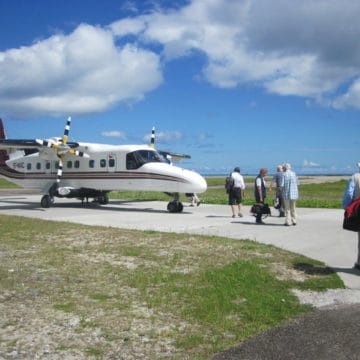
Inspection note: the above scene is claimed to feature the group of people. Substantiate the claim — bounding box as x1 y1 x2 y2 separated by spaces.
227 163 360 270
228 163 299 225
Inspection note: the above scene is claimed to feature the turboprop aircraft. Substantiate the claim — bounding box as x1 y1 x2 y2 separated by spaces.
0 117 207 212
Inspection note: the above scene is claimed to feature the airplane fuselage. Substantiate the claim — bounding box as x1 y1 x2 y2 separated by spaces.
0 143 207 195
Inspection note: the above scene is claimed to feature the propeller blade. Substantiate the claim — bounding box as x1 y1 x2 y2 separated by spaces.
68 149 90 158
150 127 155 148
36 139 55 148
62 116 71 145
56 156 63 185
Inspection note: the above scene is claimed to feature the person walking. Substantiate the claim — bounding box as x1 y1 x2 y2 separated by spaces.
281 163 299 226
270 164 285 217
229 167 246 218
254 168 268 224
342 166 360 270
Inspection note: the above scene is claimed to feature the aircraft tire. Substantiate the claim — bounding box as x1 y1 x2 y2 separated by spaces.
167 201 183 213
41 195 52 208
177 202 183 213
98 194 109 205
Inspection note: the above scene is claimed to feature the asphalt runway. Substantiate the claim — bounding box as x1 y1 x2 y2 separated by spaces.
0 193 359 290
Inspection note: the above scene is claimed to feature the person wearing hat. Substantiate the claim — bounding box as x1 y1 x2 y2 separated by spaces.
229 167 246 218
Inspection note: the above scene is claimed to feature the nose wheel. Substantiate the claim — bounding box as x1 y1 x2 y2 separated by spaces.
167 200 184 213
41 194 54 208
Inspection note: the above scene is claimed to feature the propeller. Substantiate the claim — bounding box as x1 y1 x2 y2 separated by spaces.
150 126 155 149
36 117 89 187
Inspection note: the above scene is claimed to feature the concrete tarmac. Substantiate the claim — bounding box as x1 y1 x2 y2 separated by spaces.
0 194 359 289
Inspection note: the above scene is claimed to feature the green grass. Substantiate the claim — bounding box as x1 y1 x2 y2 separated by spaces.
110 177 347 208
0 215 344 359
0 178 20 188
0 175 346 208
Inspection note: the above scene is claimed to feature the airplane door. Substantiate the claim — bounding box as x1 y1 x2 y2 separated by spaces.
108 154 116 172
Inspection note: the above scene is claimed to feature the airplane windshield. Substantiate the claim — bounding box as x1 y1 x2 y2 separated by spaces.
126 150 164 170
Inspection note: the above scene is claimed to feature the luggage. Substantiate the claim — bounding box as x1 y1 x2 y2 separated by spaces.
343 197 360 232
250 203 271 217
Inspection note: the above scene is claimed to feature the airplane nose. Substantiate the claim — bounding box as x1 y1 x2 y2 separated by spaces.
186 170 207 193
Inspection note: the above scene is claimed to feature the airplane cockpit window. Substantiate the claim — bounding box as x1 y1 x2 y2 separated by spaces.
126 150 163 170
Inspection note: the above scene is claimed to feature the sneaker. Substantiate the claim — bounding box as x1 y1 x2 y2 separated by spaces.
238 212 243 217
232 215 236 218
197 201 201 207
284 223 291 226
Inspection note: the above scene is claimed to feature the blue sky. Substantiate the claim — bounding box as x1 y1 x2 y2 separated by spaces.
0 0 359 175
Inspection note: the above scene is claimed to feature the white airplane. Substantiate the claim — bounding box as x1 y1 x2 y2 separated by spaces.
0 117 207 212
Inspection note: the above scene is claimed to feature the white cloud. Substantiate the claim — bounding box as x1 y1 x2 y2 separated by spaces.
0 24 163 117
3 0 360 117
303 159 320 167
143 130 183 144
101 130 127 140
111 0 360 106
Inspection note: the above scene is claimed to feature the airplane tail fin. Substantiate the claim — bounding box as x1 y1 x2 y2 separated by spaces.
0 118 9 165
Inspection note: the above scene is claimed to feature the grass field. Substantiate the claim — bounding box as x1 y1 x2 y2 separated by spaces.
0 215 343 359
110 177 347 209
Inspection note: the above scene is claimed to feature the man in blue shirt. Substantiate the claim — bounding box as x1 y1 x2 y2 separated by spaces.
281 163 299 226
343 168 360 270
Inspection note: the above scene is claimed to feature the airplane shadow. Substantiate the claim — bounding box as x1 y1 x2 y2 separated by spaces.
0 198 194 215
330 267 360 276
232 220 287 227
0 198 46 212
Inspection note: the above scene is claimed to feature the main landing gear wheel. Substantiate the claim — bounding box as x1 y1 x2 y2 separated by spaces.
98 193 109 205
41 194 54 208
167 201 183 213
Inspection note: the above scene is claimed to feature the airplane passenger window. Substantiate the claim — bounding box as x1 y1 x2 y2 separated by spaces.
74 160 80 169
67 161 73 169
46 162 51 170
109 158 115 167
100 159 106 168
89 160 95 168
36 162 41 170
27 163 32 170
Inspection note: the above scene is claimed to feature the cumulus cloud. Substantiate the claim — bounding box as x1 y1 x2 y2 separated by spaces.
2 0 360 117
111 0 360 107
0 24 162 117
101 130 127 140
143 130 183 144
303 159 320 167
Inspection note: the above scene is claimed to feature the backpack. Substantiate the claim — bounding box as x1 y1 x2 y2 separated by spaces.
225 174 235 194
343 197 360 232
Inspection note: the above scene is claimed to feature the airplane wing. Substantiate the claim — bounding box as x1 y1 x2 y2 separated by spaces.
0 139 80 150
158 150 191 163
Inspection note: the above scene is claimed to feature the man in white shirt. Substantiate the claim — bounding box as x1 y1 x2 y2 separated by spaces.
229 167 246 218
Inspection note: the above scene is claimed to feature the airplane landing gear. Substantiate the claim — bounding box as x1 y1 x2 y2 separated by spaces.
167 193 183 213
41 194 54 208
167 201 183 213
